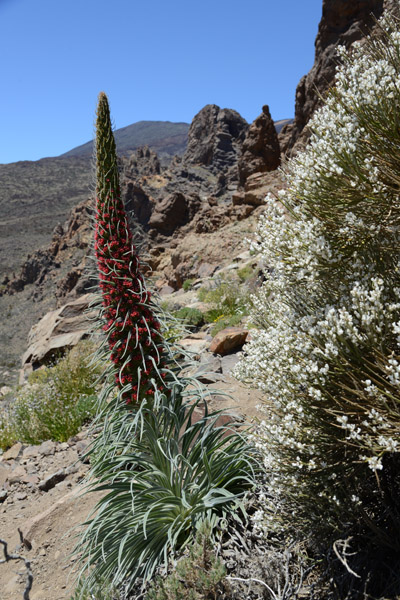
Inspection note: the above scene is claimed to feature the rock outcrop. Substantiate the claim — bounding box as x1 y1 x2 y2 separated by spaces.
21 293 96 373
0 101 278 379
280 0 387 154
232 170 284 208
148 192 201 236
183 104 248 179
123 146 161 178
238 105 280 187
2 198 94 303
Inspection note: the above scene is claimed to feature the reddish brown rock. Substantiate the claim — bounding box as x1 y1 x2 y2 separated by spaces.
209 327 249 356
148 192 189 235
232 171 284 208
238 105 280 187
281 0 388 155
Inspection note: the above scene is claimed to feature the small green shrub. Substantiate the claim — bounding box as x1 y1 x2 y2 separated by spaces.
237 265 254 283
182 279 195 292
71 577 117 600
209 313 243 337
147 520 227 600
198 275 249 333
0 415 16 451
174 307 204 329
0 341 101 449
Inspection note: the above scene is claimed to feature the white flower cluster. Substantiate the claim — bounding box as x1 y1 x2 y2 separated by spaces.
235 7 400 533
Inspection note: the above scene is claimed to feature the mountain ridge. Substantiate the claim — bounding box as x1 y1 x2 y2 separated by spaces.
61 120 190 159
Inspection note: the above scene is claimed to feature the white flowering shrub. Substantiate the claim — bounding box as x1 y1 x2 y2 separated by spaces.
235 8 400 590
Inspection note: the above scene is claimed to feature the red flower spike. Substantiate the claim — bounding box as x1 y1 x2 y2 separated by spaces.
95 92 167 405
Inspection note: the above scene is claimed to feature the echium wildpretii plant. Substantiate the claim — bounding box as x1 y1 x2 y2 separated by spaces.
94 92 167 405
235 5 400 595
75 93 255 597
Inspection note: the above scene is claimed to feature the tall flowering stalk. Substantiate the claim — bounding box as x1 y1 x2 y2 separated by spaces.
76 93 256 596
94 92 166 405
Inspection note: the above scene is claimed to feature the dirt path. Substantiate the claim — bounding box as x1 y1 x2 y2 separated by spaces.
0 365 264 600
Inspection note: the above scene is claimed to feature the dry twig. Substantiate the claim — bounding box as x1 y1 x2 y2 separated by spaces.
0 535 33 600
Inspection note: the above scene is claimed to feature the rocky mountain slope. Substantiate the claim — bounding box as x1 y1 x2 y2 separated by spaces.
0 102 282 382
0 156 92 282
1 2 396 598
0 0 388 383
0 120 189 284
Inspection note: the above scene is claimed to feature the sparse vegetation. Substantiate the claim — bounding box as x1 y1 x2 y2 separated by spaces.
197 275 250 335
174 306 204 329
147 521 227 600
182 278 196 292
236 265 254 283
0 341 100 449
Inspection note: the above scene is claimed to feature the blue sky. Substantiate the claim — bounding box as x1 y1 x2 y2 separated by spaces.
0 0 322 164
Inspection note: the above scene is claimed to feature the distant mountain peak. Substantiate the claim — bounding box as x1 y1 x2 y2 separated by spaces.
61 120 190 159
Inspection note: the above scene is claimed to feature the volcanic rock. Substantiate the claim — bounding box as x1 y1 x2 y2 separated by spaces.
232 170 284 207
209 327 249 356
280 0 388 154
238 105 280 187
22 293 96 369
124 146 161 177
148 192 201 236
1 442 24 462
38 469 67 492
124 181 153 227
183 104 248 178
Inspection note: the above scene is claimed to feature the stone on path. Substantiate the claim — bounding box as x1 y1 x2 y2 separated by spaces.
209 327 248 356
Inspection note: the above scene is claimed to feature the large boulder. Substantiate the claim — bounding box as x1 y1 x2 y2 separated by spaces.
209 327 249 356
22 293 96 370
238 105 280 187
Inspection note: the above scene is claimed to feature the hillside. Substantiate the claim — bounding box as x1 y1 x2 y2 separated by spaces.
0 121 190 284
0 155 92 282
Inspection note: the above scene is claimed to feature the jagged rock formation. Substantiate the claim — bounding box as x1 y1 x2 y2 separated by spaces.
279 0 387 154
232 171 284 208
183 104 248 172
237 105 281 187
0 100 281 381
3 199 94 301
124 146 161 178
